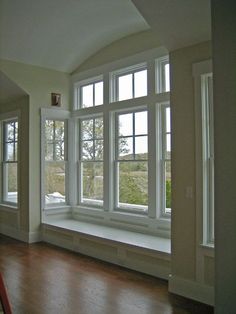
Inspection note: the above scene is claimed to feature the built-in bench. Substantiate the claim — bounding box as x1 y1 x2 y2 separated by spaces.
42 219 171 280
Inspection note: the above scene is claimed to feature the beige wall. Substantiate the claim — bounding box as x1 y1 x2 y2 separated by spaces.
212 1 236 313
73 30 161 74
0 60 70 233
170 41 212 280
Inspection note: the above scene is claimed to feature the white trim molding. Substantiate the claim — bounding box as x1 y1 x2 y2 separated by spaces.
169 275 214 306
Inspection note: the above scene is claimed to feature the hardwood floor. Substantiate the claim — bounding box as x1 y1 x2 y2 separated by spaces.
0 235 213 314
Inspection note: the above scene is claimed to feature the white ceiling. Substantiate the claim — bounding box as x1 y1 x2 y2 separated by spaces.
0 0 211 74
0 0 149 73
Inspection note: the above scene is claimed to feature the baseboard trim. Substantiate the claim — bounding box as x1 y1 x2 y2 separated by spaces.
168 274 214 306
0 224 41 243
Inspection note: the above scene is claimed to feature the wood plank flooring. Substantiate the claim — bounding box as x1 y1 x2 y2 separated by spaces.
0 235 213 314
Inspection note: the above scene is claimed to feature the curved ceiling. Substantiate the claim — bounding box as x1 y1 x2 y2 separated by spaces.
0 0 149 73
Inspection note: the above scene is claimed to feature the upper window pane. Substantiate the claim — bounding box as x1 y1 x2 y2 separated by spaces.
81 81 103 108
3 120 18 162
118 74 132 101
45 120 65 161
135 111 148 135
118 113 133 136
134 70 147 98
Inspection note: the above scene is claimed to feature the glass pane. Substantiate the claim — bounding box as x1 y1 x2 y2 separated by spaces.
118 137 133 160
82 161 103 205
82 140 94 160
134 70 147 98
55 141 65 160
135 111 147 135
81 119 93 140
95 140 103 160
3 163 18 203
118 73 132 101
45 142 53 161
166 134 171 158
165 63 170 92
15 121 18 140
118 113 133 136
82 84 93 108
95 81 103 106
166 107 171 133
5 143 14 161
45 162 65 205
118 161 148 208
94 117 103 139
45 120 54 141
135 136 148 159
165 160 171 212
54 121 65 141
6 122 15 141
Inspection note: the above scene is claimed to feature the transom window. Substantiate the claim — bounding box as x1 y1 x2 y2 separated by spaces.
80 81 103 108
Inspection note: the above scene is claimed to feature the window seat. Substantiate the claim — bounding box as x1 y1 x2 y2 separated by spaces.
43 219 171 255
42 219 171 279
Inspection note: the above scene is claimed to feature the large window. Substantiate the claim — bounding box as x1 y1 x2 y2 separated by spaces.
1 119 18 205
44 119 67 206
79 116 104 206
42 52 171 235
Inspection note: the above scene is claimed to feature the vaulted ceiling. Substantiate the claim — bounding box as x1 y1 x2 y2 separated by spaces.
0 0 211 73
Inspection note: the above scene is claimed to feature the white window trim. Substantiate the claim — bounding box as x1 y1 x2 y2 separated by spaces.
40 108 71 213
156 55 170 94
193 59 214 247
0 110 20 209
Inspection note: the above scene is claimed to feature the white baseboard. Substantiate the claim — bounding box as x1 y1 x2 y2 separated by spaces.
0 223 41 243
168 274 214 306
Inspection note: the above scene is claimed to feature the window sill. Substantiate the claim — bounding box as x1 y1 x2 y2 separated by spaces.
0 204 18 211
43 219 171 255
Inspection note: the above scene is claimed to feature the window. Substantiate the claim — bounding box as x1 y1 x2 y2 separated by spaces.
156 56 170 93
75 78 104 109
44 119 67 206
115 110 148 212
193 60 214 246
1 119 18 205
161 106 171 214
111 64 147 102
79 116 104 206
201 73 214 244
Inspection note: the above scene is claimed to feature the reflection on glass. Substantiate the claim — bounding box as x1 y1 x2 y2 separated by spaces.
118 137 133 159
82 84 93 108
3 163 18 203
95 82 103 106
118 74 132 101
135 136 148 158
45 162 65 204
119 113 133 136
118 161 148 208
82 162 103 204
135 111 147 135
134 70 147 98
